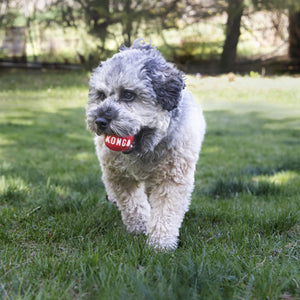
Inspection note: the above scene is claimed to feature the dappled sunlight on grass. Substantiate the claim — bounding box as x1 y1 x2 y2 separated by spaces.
72 151 97 163
0 137 16 147
0 176 29 206
202 146 222 154
254 171 300 186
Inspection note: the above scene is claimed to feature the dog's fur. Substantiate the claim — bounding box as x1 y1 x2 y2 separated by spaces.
86 39 206 250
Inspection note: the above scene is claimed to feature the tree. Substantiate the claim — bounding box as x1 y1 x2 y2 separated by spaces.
252 0 300 61
220 0 244 72
52 0 182 52
288 11 300 61
167 0 244 72
219 0 300 72
0 0 19 28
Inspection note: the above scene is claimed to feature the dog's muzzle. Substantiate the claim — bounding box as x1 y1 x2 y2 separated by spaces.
94 105 119 133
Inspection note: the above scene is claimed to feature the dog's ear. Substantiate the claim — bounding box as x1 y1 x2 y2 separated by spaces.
144 59 185 111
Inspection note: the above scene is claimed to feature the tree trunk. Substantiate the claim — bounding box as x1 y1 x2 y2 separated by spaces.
220 0 244 73
289 10 300 62
123 0 133 46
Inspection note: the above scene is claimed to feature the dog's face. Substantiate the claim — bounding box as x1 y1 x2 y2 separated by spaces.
86 39 185 156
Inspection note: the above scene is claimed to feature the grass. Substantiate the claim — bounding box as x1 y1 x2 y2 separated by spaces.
0 69 299 299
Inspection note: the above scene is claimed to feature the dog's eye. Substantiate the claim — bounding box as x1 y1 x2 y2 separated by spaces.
121 90 135 102
97 90 106 101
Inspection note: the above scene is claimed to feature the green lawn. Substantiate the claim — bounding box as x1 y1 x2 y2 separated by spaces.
0 70 299 299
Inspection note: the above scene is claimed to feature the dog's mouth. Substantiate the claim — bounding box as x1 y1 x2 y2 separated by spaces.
104 127 154 155
103 132 139 154
123 127 155 154
122 137 136 154
104 134 134 152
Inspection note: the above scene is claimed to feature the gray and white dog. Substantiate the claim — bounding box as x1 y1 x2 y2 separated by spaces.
86 38 206 250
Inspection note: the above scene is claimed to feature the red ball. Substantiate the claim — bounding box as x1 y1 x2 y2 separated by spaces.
104 134 134 152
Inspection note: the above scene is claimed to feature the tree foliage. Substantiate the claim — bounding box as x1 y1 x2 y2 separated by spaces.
0 1 19 27
49 0 184 49
252 0 300 10
1 0 300 67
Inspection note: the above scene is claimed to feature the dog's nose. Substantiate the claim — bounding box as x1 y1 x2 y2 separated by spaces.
95 117 109 130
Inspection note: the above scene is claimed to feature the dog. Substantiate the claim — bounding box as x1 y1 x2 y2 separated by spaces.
86 38 206 250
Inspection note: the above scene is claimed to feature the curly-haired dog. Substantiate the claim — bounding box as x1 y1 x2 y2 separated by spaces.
86 39 206 250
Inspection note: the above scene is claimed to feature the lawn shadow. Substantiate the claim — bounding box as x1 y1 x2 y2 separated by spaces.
186 109 300 241
0 106 106 210
1 105 299 233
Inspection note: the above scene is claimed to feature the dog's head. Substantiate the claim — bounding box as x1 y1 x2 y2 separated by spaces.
86 38 185 156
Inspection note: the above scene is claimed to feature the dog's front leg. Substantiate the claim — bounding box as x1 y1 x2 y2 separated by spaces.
102 169 151 235
146 174 194 250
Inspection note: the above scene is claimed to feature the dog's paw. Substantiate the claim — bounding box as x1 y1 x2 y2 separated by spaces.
122 211 148 236
147 233 178 251
127 222 147 236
